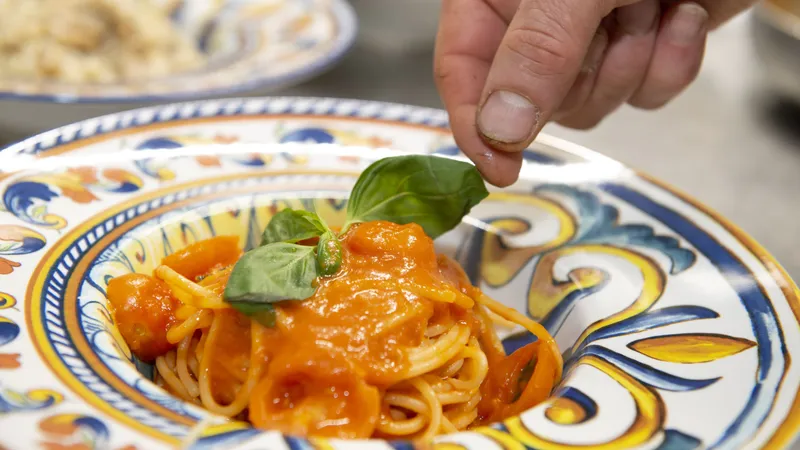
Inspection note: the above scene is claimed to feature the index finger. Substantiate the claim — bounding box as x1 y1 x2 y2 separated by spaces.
434 0 524 187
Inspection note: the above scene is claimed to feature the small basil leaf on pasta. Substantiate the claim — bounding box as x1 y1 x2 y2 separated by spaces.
344 155 489 238
229 302 277 328
316 231 342 276
224 242 318 311
261 209 326 246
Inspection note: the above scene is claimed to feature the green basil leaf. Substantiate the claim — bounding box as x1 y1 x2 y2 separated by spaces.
228 302 276 328
344 155 489 238
224 242 318 310
261 209 326 246
316 231 342 276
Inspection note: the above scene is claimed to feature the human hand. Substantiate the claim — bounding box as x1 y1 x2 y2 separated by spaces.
434 0 756 186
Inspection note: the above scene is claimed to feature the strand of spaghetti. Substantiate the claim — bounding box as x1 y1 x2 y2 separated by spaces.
155 353 193 401
449 391 481 415
477 292 563 381
175 335 200 398
188 339 200 378
410 377 444 442
166 309 213 345
474 304 506 356
155 265 228 309
176 334 200 398
378 414 428 436
176 304 199 321
383 392 429 414
436 389 473 405
425 324 449 338
406 283 474 308
409 325 468 361
195 331 207 363
406 326 471 378
198 317 266 417
449 410 478 429
446 403 479 430
447 341 488 392
377 395 428 437
198 266 232 288
439 359 464 378
487 309 519 329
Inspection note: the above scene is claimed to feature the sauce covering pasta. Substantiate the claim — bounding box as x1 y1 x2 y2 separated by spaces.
107 221 561 440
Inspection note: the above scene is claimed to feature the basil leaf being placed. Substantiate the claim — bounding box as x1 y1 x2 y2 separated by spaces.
344 155 489 238
224 243 318 310
261 209 326 246
316 231 342 276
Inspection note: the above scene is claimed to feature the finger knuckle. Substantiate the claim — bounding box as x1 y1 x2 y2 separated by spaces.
504 12 579 79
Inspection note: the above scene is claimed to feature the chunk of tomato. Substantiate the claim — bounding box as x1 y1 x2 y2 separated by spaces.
106 273 180 362
161 235 241 280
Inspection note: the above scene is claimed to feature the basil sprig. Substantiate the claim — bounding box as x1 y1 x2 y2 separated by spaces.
223 155 489 326
342 155 489 238
260 209 327 245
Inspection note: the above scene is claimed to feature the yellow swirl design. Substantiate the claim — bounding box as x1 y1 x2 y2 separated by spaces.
505 356 663 449
527 249 606 322
564 245 666 353
479 427 527 450
0 292 16 309
432 443 468 450
629 334 756 364
26 388 65 404
544 397 587 425
479 193 576 289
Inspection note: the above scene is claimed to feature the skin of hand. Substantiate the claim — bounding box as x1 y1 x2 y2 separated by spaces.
434 0 757 187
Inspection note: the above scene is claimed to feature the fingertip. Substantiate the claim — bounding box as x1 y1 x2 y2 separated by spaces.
473 148 524 187
451 103 524 187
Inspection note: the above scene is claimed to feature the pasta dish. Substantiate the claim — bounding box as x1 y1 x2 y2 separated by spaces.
105 155 562 440
0 0 205 83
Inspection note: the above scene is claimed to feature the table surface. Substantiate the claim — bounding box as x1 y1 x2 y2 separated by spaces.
280 12 800 286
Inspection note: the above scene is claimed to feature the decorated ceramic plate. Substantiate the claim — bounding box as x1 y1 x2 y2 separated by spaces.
0 97 798 450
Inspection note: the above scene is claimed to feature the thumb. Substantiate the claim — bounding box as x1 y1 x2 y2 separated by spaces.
476 0 617 151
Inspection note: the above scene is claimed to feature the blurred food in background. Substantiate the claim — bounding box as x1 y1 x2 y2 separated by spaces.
0 0 205 83
752 0 800 104
0 0 357 142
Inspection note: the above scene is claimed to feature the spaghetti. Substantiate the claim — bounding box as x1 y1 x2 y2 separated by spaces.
106 220 562 441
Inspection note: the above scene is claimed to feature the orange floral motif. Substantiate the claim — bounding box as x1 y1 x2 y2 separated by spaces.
0 258 20 275
365 136 392 148
195 155 222 167
39 414 136 450
0 354 20 369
